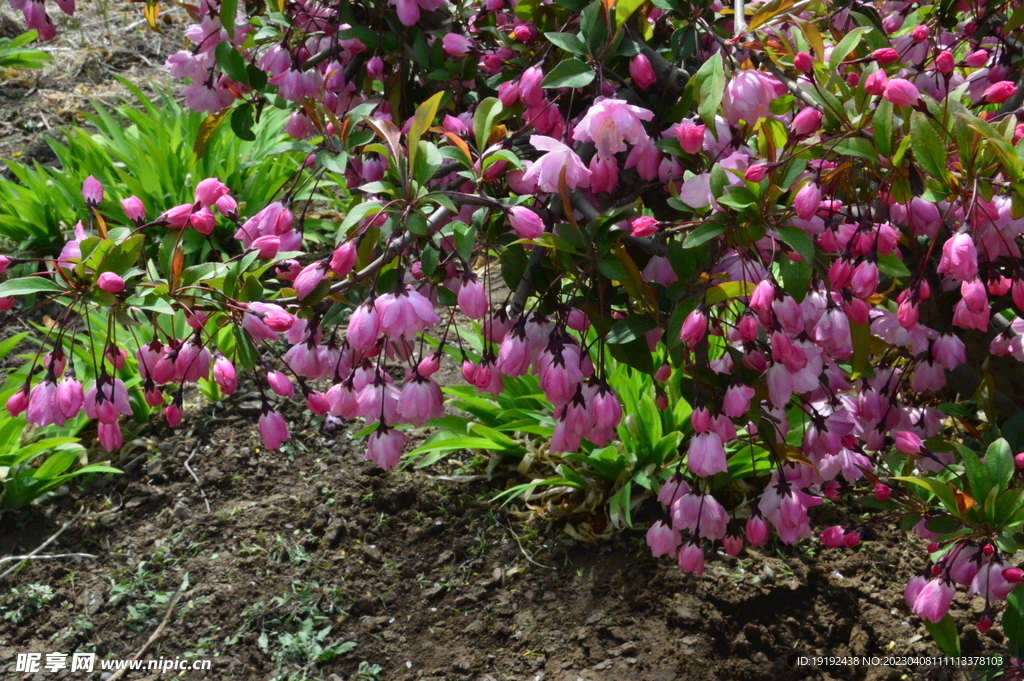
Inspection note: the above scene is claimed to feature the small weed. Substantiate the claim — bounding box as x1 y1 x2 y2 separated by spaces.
349 661 383 681
3 584 57 625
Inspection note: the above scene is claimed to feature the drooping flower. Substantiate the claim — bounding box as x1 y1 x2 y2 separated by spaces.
520 136 592 192
572 97 654 160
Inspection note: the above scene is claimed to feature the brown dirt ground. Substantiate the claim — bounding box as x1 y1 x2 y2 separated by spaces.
0 7 1008 681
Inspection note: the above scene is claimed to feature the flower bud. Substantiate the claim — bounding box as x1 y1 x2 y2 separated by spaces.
121 196 146 224
629 53 657 90
794 51 813 74
97 272 124 294
935 50 954 74
83 175 103 207
871 47 899 64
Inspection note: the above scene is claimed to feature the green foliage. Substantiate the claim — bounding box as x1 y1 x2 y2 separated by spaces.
0 79 299 258
0 31 52 70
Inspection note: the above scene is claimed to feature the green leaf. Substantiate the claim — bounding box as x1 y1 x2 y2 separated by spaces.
984 438 1014 494
893 476 961 518
682 223 724 249
874 97 894 159
0 277 65 297
215 42 248 84
221 0 238 39
911 111 947 181
828 27 871 71
614 0 646 27
1005 583 1024 656
775 226 815 264
407 91 444 173
230 102 257 142
541 58 595 89
544 32 586 55
473 97 503 152
694 54 725 129
850 321 870 379
923 615 960 658
877 252 911 278
606 315 656 345
952 441 992 503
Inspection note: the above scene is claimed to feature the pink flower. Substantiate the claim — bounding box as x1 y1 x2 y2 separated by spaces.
983 81 1018 104
365 423 408 469
189 206 216 235
629 53 657 90
630 216 658 237
723 70 774 125
883 78 920 107
675 122 705 154
793 182 822 220
864 69 889 96
572 97 654 159
213 355 237 395
347 300 381 349
306 391 329 416
165 403 183 427
521 136 592 192
793 52 813 74
121 196 146 224
509 206 545 239
687 432 728 477
935 50 954 74
520 66 545 107
82 176 103 207
911 579 955 622
937 229 974 280
57 377 84 423
267 370 295 398
84 378 133 424
330 242 357 277
27 379 59 427
268 68 322 102
677 541 705 575
294 261 328 300
97 272 124 294
442 33 474 57
820 525 846 548
932 332 966 370
722 382 755 418
457 276 488 319
679 308 708 346
249 302 296 332
646 519 681 557
375 286 440 338
791 108 822 136
723 533 744 557
98 422 122 452
9 386 31 417
871 47 900 64
194 178 228 207
258 409 290 450
746 513 769 546
538 344 584 407
965 49 989 68
398 375 444 426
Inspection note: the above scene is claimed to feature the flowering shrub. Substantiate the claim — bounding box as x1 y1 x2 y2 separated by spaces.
6 0 1024 665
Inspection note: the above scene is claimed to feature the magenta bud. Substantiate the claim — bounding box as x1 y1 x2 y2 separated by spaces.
121 196 146 224
1003 567 1024 583
793 51 813 74
629 53 657 90
97 272 125 294
873 483 892 501
83 175 103 207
